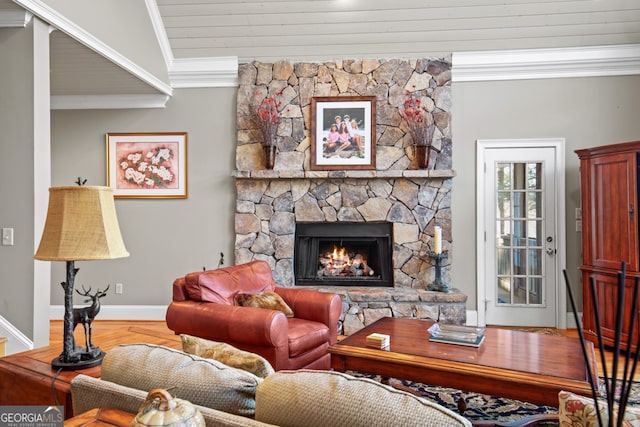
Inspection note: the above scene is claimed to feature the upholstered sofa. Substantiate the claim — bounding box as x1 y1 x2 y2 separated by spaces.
166 260 342 371
70 343 472 427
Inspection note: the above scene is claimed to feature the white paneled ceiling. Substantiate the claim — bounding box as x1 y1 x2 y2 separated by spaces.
156 0 640 62
3 0 640 106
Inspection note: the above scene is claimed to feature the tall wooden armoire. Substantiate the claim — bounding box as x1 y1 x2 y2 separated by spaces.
576 140 640 350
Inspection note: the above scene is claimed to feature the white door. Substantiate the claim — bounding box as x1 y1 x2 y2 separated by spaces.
477 139 566 327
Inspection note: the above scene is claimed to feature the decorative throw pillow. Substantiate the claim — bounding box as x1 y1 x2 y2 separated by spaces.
181 334 275 379
234 291 294 317
558 390 640 426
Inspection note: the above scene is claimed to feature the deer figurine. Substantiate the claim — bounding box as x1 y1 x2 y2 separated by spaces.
73 285 109 353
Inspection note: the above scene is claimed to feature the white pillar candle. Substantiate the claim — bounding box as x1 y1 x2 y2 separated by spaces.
434 226 442 254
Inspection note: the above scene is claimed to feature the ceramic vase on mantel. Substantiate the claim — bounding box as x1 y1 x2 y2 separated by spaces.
263 145 277 170
414 144 431 169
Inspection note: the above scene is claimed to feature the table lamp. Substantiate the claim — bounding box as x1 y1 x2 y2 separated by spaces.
34 184 129 370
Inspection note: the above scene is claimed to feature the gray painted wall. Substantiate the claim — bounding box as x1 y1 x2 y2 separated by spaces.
0 24 36 338
49 88 237 306
46 74 640 315
452 75 640 310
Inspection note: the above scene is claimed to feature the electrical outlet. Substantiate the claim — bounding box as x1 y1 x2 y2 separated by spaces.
115 283 123 294
575 208 582 220
576 219 582 232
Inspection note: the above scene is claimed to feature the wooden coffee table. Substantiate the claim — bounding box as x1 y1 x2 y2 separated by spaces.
329 317 598 407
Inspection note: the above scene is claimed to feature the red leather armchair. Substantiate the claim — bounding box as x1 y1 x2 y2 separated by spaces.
166 260 342 371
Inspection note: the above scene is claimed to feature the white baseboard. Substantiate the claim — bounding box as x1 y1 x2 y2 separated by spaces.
466 310 581 329
49 305 169 321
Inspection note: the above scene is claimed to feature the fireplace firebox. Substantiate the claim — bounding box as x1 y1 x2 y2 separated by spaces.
294 222 393 287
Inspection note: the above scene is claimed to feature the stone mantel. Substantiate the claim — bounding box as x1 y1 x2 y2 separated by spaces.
233 169 456 180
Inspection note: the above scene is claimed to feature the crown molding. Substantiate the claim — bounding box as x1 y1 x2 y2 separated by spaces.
145 0 173 70
0 9 31 27
13 0 173 96
452 44 640 82
51 94 170 110
169 57 239 88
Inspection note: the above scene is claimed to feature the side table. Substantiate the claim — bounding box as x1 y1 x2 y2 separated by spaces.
65 408 134 427
0 326 181 419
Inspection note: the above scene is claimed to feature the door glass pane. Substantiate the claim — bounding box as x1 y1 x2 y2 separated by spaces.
514 248 527 274
528 249 542 275
497 277 511 304
527 163 542 189
497 248 510 275
513 277 527 304
527 192 541 218
496 163 510 190
527 220 542 246
513 192 526 218
529 278 542 304
494 161 545 307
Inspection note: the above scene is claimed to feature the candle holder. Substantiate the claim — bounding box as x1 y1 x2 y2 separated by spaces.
427 251 450 292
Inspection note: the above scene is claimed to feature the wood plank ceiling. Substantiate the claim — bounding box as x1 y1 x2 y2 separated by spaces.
4 0 640 99
156 0 640 62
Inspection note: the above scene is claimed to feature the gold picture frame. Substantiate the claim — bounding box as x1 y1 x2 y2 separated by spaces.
106 132 188 199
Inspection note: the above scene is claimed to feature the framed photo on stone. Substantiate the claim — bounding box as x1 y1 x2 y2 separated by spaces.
310 96 376 170
107 132 188 198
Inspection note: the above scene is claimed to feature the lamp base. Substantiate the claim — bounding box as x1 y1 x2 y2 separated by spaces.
51 346 105 371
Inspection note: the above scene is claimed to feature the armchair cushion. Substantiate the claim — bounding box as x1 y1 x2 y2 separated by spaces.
234 291 294 317
184 261 275 304
101 343 261 416
181 334 275 378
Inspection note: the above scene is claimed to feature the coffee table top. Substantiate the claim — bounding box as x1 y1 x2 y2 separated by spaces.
335 317 595 382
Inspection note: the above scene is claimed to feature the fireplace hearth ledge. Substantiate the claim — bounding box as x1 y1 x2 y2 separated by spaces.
232 169 456 179
296 286 467 336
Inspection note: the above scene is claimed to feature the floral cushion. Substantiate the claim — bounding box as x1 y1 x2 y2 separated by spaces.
558 390 640 426
234 290 294 317
181 334 275 378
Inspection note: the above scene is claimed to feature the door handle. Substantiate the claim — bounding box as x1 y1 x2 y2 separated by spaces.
546 247 556 255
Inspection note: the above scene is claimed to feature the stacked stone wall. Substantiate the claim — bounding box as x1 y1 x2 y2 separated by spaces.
234 58 464 333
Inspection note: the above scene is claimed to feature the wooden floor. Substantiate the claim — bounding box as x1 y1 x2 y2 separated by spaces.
50 320 640 382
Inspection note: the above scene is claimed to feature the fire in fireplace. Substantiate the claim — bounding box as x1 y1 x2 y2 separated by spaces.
294 222 393 287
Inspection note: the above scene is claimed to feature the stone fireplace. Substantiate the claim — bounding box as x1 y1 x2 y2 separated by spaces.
233 58 467 333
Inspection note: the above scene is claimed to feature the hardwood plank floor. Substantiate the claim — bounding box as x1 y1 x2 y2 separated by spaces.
50 320 640 382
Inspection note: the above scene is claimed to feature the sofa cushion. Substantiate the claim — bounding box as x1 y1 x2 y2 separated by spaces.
181 334 275 378
234 291 294 317
70 375 276 427
255 370 472 427
558 390 640 426
184 261 276 304
101 343 261 416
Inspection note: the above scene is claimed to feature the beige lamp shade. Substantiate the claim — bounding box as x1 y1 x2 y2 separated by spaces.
35 186 129 261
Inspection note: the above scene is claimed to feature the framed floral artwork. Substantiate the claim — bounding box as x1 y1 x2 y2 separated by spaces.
107 132 188 198
310 96 376 170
